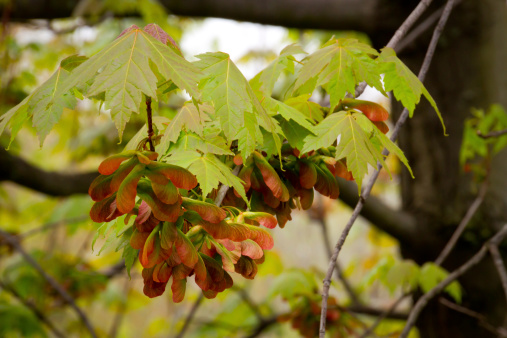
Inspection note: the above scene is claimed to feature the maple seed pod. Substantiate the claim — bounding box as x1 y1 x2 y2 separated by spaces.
342 98 389 122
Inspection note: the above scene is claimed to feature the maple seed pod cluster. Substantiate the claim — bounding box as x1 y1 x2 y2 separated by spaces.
89 151 276 301
228 150 353 229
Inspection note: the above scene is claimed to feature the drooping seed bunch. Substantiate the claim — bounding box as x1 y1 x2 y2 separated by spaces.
89 150 276 301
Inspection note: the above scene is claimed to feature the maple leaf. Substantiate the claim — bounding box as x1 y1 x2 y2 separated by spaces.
168 152 247 202
195 52 281 159
0 55 87 145
158 103 212 154
302 111 391 191
294 38 385 111
378 47 446 134
250 44 306 95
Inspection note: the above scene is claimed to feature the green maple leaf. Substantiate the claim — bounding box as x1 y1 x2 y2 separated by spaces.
195 52 281 159
195 52 257 142
250 44 306 95
168 132 233 156
378 47 446 134
0 55 88 145
264 96 315 131
236 111 263 161
294 38 385 111
1 25 201 144
302 111 390 192
184 153 247 202
284 94 324 122
158 102 212 154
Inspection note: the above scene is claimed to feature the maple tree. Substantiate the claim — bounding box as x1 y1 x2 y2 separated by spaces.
2 1 507 337
0 21 441 303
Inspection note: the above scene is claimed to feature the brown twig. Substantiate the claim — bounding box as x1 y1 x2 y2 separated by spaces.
360 293 411 337
314 196 361 305
319 0 455 335
439 297 507 337
108 278 130 338
0 228 98 338
19 216 89 239
477 128 507 139
0 280 66 338
232 286 265 322
146 97 155 152
434 181 488 265
214 165 242 206
400 223 507 337
488 244 507 313
175 294 204 338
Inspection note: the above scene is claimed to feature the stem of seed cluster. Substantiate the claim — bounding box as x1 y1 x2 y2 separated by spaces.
146 97 155 152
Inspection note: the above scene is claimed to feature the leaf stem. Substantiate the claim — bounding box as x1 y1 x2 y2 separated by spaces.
146 97 155 152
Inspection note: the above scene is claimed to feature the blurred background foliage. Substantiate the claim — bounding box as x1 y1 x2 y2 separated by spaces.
0 1 436 337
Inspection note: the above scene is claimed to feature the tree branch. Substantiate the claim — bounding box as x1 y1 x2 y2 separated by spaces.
175 294 204 338
0 280 66 338
488 243 507 315
0 148 97 196
4 0 398 34
477 128 507 139
0 228 98 338
319 0 448 334
439 297 507 337
400 223 507 337
360 293 410 337
434 181 488 265
337 180 417 244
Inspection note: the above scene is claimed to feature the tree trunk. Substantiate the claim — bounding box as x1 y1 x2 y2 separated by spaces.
391 0 507 336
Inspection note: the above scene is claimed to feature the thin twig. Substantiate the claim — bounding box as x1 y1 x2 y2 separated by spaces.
19 216 89 239
214 165 242 206
232 286 265 322
108 278 130 338
0 280 66 338
477 128 507 139
439 297 507 337
314 199 361 305
0 228 98 338
360 293 410 337
400 224 507 337
386 0 434 50
435 181 488 265
146 97 155 152
319 0 454 335
488 244 507 311
175 294 204 338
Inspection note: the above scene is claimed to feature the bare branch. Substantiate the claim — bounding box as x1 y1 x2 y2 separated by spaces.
360 293 411 337
0 280 66 338
4 0 391 34
439 298 507 337
313 194 361 305
385 0 433 50
477 128 507 139
435 182 488 265
214 165 242 206
0 148 97 196
488 244 507 312
175 294 204 338
0 229 97 338
400 224 507 337
319 0 456 335
337 180 417 244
